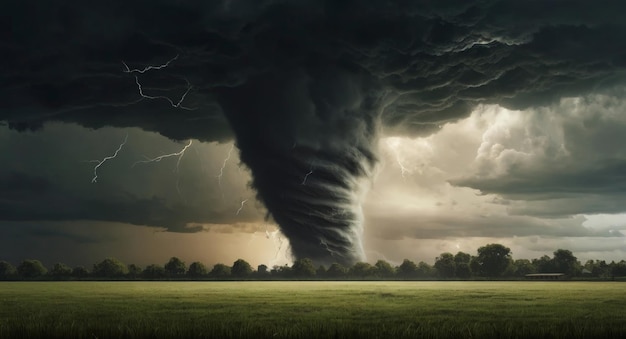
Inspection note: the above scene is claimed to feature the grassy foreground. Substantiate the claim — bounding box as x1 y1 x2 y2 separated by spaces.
0 281 625 338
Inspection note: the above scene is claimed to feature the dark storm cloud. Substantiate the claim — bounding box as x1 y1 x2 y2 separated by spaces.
2 0 626 264
4 1 626 134
0 124 260 233
0 170 235 232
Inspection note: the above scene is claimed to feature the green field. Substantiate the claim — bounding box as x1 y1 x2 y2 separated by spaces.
1 281 625 338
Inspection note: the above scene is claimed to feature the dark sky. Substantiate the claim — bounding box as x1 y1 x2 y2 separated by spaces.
1 0 626 267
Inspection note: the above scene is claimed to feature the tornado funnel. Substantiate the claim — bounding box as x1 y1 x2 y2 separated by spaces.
217 64 384 266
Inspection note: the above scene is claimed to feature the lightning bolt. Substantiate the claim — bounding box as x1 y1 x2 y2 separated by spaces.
319 238 341 258
122 55 195 110
397 156 409 180
265 225 285 264
301 166 314 185
132 140 193 199
216 144 234 190
320 238 342 257
275 235 284 260
122 55 179 74
386 139 410 180
235 199 248 215
131 140 193 171
88 134 128 183
300 162 315 185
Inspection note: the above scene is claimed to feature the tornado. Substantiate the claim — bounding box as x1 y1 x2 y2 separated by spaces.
217 65 386 265
3 1 626 267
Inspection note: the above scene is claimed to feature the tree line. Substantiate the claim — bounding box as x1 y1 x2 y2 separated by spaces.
1 243 626 281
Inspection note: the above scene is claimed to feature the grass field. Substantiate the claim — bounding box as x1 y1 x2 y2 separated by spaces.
1 281 625 338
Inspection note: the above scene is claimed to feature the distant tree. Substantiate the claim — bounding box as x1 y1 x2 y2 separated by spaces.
127 264 143 279
551 249 580 276
17 260 48 279
373 260 395 278
92 258 128 278
210 263 231 278
416 261 435 278
396 259 418 279
583 260 610 278
455 262 471 278
454 252 471 264
231 259 253 278
49 263 72 279
257 264 269 275
454 252 472 278
143 264 167 279
350 262 374 278
434 253 456 278
270 265 292 278
0 261 17 280
326 263 347 278
164 257 186 277
475 244 512 277
611 260 626 278
512 259 536 277
292 258 316 278
470 256 481 274
187 262 208 278
71 266 89 278
316 265 327 277
533 255 554 273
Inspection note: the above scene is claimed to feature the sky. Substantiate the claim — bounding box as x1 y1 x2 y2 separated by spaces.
1 0 626 268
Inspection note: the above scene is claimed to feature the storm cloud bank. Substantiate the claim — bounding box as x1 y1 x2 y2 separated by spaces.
2 0 626 264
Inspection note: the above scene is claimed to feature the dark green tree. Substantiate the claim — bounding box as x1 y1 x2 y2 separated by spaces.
396 259 418 279
434 253 456 278
475 244 512 277
350 262 374 278
551 249 580 276
210 263 231 278
326 263 347 278
316 265 327 277
470 256 480 274
92 258 128 278
454 252 472 278
187 262 208 278
611 260 626 278
533 255 554 273
292 258 316 278
270 265 292 278
512 259 536 277
17 260 48 279
257 264 269 276
231 259 253 278
0 261 17 280
127 264 143 279
164 257 187 277
584 259 610 278
454 252 471 263
142 264 167 279
49 263 72 279
374 260 395 278
416 261 435 278
71 266 89 278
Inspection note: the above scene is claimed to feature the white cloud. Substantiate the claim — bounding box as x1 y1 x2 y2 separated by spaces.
363 90 626 262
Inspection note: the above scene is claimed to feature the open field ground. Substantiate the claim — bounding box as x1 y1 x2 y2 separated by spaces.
1 281 625 338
